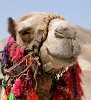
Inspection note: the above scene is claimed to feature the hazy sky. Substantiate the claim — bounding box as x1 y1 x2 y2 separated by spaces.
0 0 91 40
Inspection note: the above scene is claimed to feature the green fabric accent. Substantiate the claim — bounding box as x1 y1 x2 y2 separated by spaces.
9 93 15 100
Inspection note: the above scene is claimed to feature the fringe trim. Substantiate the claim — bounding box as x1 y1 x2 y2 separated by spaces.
53 63 84 100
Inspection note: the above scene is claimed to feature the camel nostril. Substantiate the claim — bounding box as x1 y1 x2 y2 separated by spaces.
63 27 68 31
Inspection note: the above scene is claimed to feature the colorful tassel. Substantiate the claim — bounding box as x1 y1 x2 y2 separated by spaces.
53 63 83 100
9 93 15 100
10 43 25 63
3 95 9 100
7 36 15 42
12 78 23 96
5 85 11 96
28 89 38 100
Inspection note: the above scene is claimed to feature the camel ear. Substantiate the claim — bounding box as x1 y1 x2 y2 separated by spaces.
8 17 16 40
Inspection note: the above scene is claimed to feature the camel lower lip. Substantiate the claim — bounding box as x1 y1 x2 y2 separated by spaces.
61 57 77 63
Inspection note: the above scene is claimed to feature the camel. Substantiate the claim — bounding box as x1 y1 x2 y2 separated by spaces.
0 12 84 100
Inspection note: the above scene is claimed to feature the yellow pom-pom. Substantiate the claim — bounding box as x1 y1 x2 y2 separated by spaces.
3 95 9 100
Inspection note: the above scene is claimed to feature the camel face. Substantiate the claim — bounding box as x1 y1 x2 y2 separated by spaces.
15 16 48 50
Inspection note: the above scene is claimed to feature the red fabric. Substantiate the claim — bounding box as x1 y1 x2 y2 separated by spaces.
53 63 84 100
5 85 11 96
28 89 38 100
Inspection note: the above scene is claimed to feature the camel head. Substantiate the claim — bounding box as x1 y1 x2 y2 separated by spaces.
8 12 81 72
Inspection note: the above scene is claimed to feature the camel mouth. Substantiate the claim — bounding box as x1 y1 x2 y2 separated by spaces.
61 56 77 64
47 48 77 61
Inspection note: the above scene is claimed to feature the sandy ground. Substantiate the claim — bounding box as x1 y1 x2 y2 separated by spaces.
78 56 91 100
82 71 91 100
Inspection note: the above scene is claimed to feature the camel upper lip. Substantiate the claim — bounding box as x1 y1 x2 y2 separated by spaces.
54 30 76 39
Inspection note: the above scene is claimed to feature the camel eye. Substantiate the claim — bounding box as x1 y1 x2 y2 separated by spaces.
19 30 30 35
18 27 33 35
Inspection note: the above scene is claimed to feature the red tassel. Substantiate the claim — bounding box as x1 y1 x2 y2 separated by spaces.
5 85 11 96
53 63 84 100
27 89 38 100
74 63 84 100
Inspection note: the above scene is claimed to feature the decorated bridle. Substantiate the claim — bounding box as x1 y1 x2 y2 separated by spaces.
4 52 40 78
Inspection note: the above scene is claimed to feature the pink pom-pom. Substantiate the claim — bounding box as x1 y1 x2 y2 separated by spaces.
7 36 15 42
12 78 23 96
10 43 25 63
